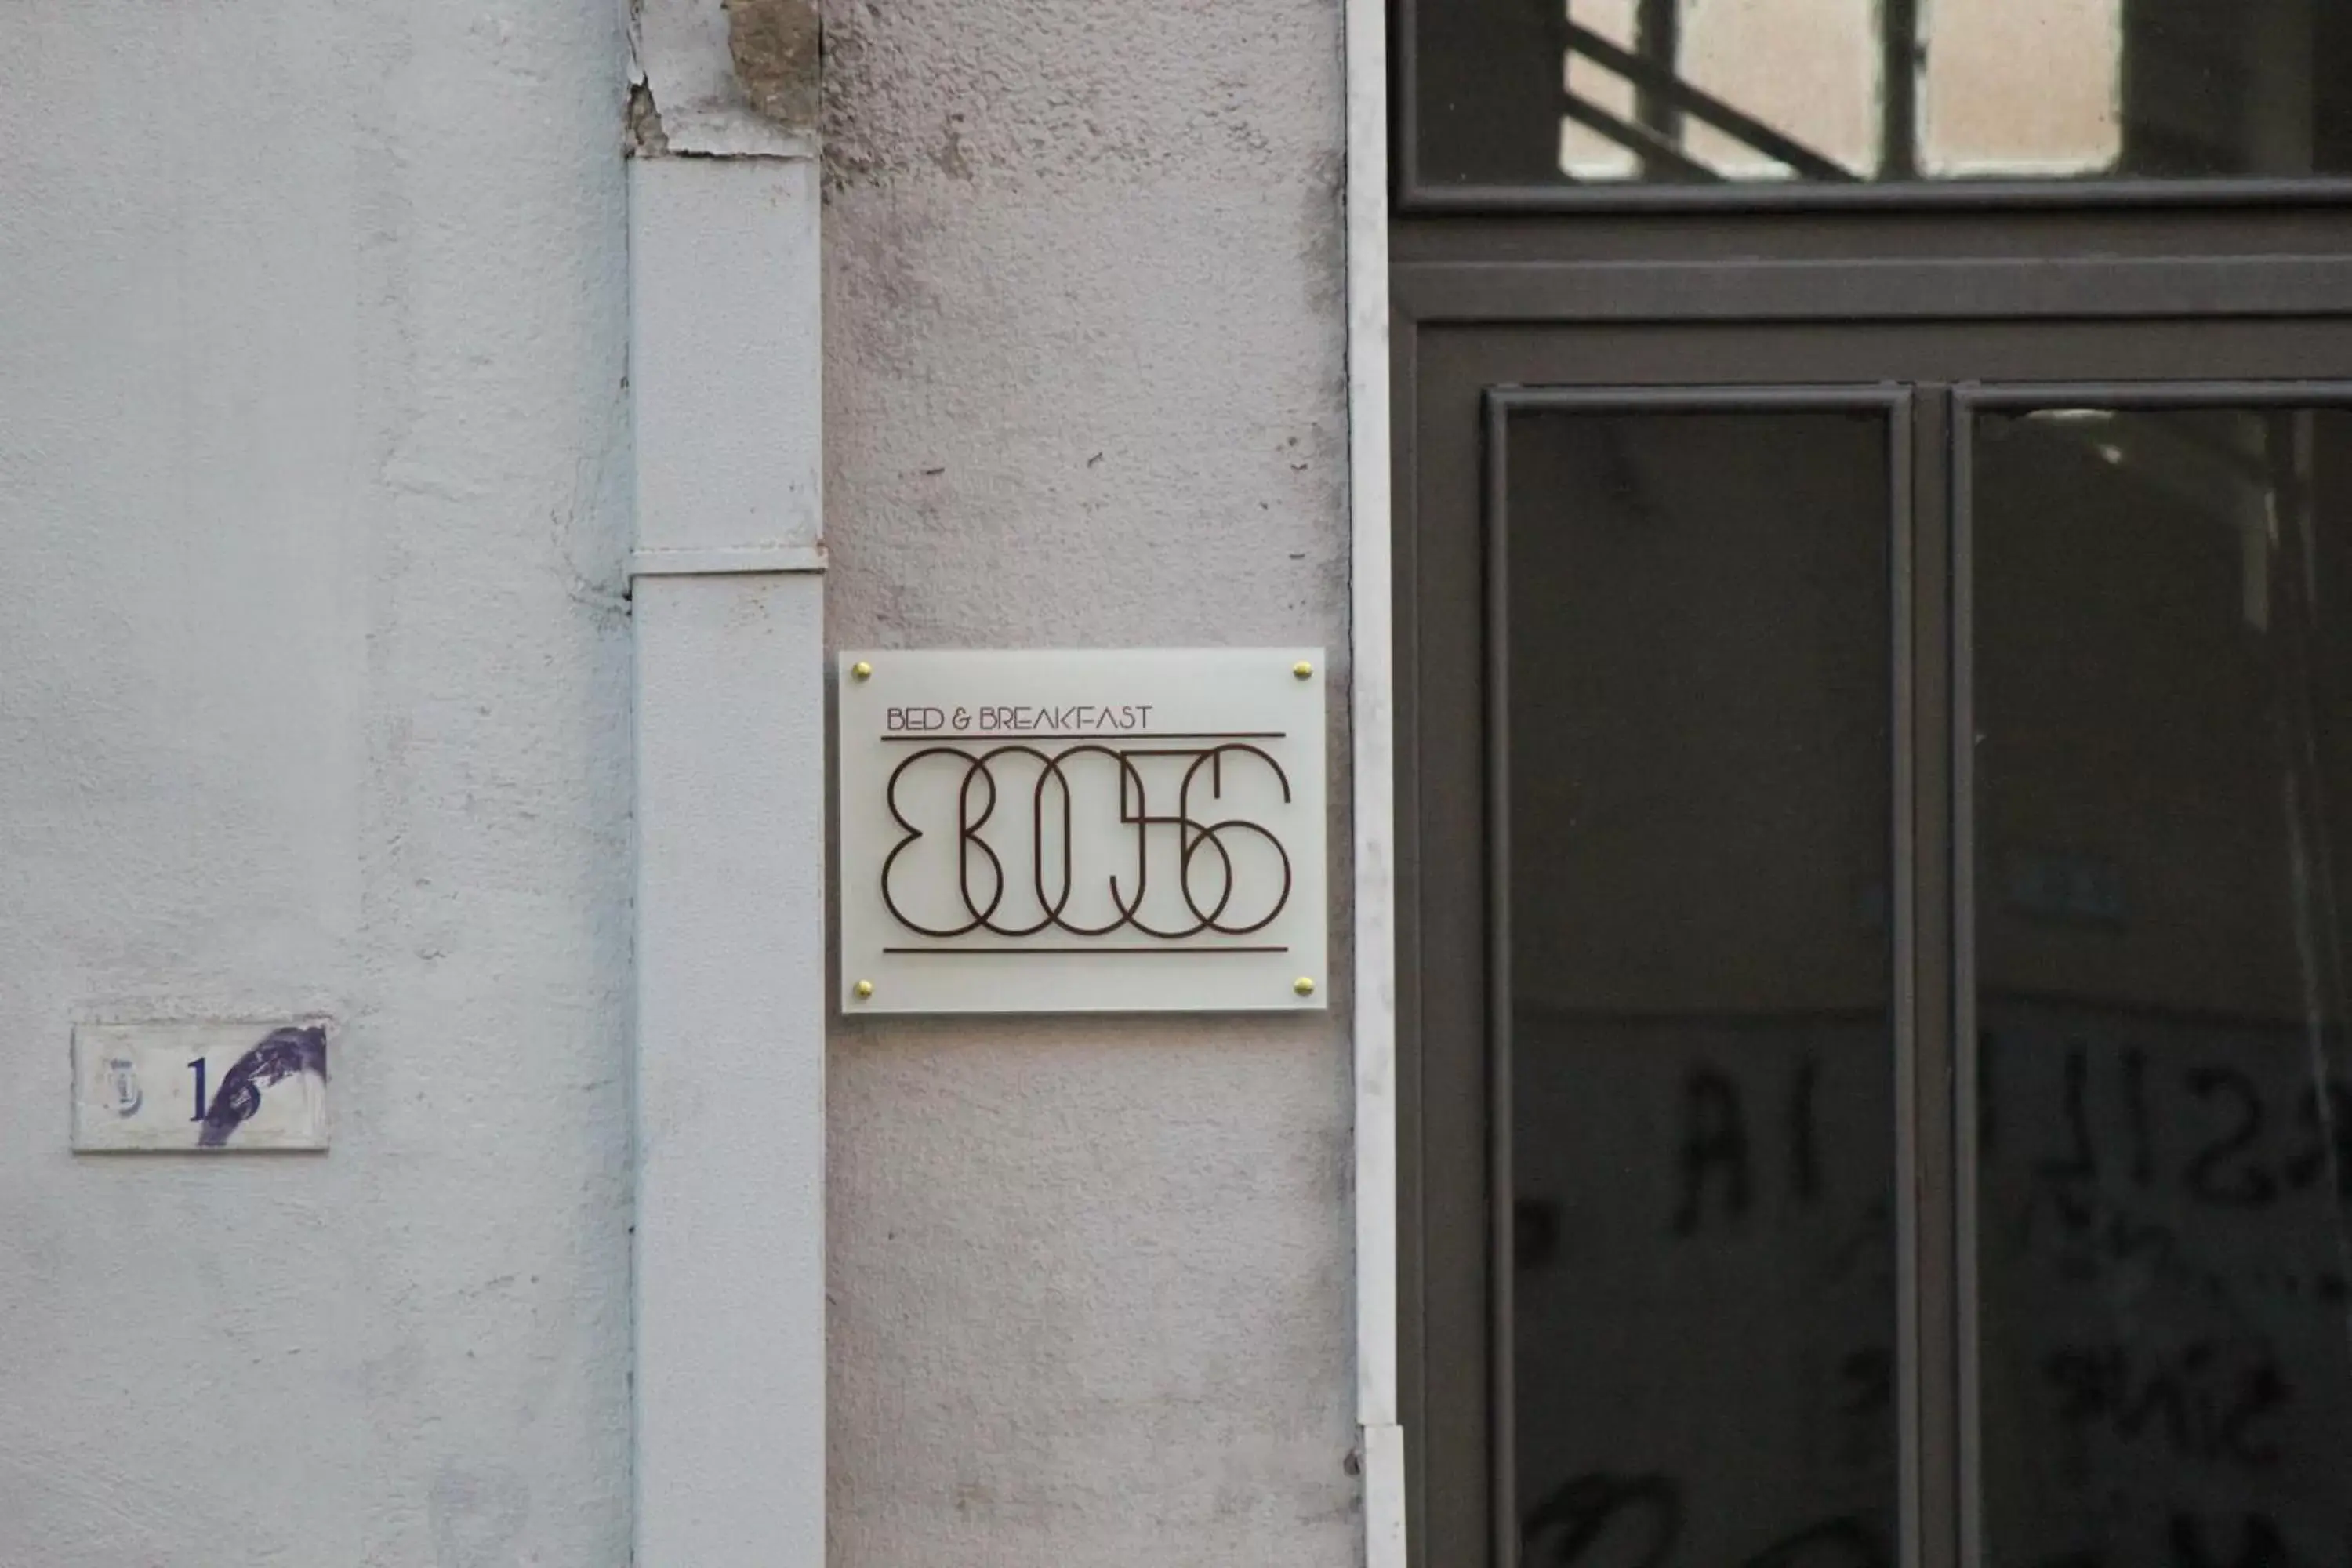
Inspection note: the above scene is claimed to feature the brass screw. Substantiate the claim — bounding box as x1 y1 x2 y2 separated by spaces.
1294 976 1316 996
1293 661 1313 680
851 661 873 681
853 979 874 999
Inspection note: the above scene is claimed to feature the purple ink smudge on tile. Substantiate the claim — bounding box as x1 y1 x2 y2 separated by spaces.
198 1025 328 1148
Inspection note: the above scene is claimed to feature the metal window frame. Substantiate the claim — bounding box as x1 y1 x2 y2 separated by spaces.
1391 256 2352 329
1409 358 2352 1567
1395 0 2352 214
1391 82 2352 1547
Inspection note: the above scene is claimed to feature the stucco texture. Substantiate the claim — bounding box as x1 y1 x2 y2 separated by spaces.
821 0 1358 1563
0 3 633 1563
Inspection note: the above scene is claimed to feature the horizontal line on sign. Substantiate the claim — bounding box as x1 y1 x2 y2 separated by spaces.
877 731 1287 743
883 945 1289 956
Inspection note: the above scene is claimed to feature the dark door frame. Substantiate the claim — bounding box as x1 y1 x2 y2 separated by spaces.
1391 184 2352 1568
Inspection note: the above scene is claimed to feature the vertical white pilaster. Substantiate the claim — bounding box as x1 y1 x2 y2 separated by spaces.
1345 0 1406 1559
630 152 825 1568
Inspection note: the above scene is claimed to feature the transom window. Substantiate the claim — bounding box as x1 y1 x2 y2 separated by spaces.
1405 0 2352 203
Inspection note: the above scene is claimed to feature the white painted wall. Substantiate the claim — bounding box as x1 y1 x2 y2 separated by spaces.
821 0 1362 1562
1 0 1361 1560
0 3 634 1563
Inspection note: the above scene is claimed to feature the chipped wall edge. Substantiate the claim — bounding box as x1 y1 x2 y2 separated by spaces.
626 0 820 159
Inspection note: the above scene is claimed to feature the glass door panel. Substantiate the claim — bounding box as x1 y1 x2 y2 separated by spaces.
1963 389 2352 1568
1497 391 1907 1567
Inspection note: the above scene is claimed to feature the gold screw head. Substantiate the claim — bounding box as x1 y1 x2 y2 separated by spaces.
853 979 875 999
1294 976 1316 996
1293 661 1313 680
851 661 873 681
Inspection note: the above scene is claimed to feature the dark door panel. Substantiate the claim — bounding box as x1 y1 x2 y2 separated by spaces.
1958 387 2352 1568
1499 393 1906 1568
1397 323 2352 1568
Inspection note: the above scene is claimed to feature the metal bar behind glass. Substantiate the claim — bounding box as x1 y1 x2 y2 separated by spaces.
1563 20 1857 182
1561 93 1722 183
1632 0 1683 165
1881 0 1919 181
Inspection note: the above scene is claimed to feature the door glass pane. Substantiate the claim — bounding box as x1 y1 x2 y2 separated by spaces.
1416 0 2352 192
1506 408 1896 1565
1972 403 2352 1567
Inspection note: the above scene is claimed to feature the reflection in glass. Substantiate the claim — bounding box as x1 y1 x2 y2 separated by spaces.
1417 0 2350 191
1507 411 1895 1566
1680 0 1883 178
1973 405 2352 1567
1559 0 1884 181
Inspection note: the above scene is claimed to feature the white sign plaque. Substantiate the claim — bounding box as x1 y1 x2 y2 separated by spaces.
72 1020 331 1152
837 648 1327 1014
